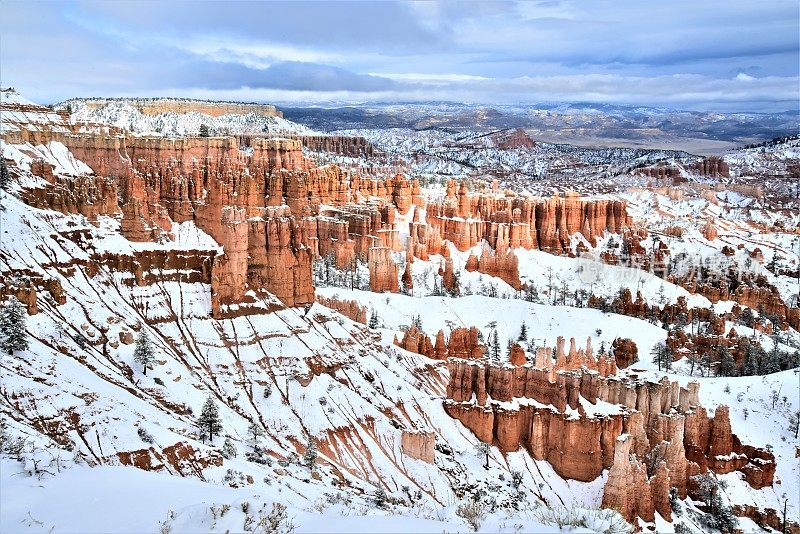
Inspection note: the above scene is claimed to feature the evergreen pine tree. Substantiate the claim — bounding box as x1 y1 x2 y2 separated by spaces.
743 348 759 376
199 124 210 137
368 309 379 329
762 342 781 374
133 330 155 375
491 330 500 360
303 438 317 469
221 437 237 459
0 297 28 354
700 352 712 377
717 345 736 377
247 421 264 452
0 159 10 191
518 322 528 342
197 396 222 443
651 341 671 372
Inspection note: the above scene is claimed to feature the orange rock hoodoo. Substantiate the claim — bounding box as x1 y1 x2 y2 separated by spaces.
426 185 631 255
395 326 484 360
444 348 775 524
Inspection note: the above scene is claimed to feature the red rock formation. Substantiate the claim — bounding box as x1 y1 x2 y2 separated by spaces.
426 187 630 254
316 296 367 324
21 161 120 221
690 156 730 178
602 435 654 522
611 338 638 368
508 344 527 366
444 355 775 524
446 327 485 360
116 441 223 477
400 430 435 463
395 325 434 357
396 325 484 360
701 221 718 241
246 207 314 307
465 242 522 290
368 247 399 293
439 257 457 293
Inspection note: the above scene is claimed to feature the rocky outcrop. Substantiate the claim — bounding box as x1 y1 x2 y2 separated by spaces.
701 221 718 241
611 338 638 368
295 135 377 158
465 242 522 290
315 296 367 324
426 186 630 254
21 161 121 221
602 435 655 522
246 206 314 308
400 430 435 463
444 354 776 524
690 156 730 178
116 441 224 478
368 247 399 293
395 326 484 360
732 505 800 534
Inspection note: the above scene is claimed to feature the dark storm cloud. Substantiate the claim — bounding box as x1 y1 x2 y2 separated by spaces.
0 0 797 111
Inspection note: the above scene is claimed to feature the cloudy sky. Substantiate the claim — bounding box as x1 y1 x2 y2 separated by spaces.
1 1 798 111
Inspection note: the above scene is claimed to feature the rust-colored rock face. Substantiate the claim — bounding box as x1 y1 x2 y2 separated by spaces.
426 185 631 255
611 338 638 368
400 430 435 463
690 156 730 178
396 326 485 360
444 350 775 525
116 441 223 477
465 243 522 290
368 247 399 293
702 221 718 241
316 296 367 324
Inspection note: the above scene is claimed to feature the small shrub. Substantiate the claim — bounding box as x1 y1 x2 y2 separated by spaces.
137 427 154 444
456 500 486 532
510 470 523 489
373 488 388 508
221 438 237 459
254 502 294 533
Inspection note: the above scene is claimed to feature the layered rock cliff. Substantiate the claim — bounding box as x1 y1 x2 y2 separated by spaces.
444 350 776 524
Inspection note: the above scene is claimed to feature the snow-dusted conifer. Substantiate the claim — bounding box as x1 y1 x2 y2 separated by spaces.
0 297 28 354
717 345 736 377
221 438 237 459
303 438 317 469
133 330 155 375
518 322 528 342
247 422 264 452
0 159 10 191
198 396 222 443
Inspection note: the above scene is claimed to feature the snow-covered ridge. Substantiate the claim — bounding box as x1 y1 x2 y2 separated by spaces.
57 99 317 138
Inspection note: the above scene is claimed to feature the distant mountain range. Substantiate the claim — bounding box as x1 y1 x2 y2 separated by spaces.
282 102 799 144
